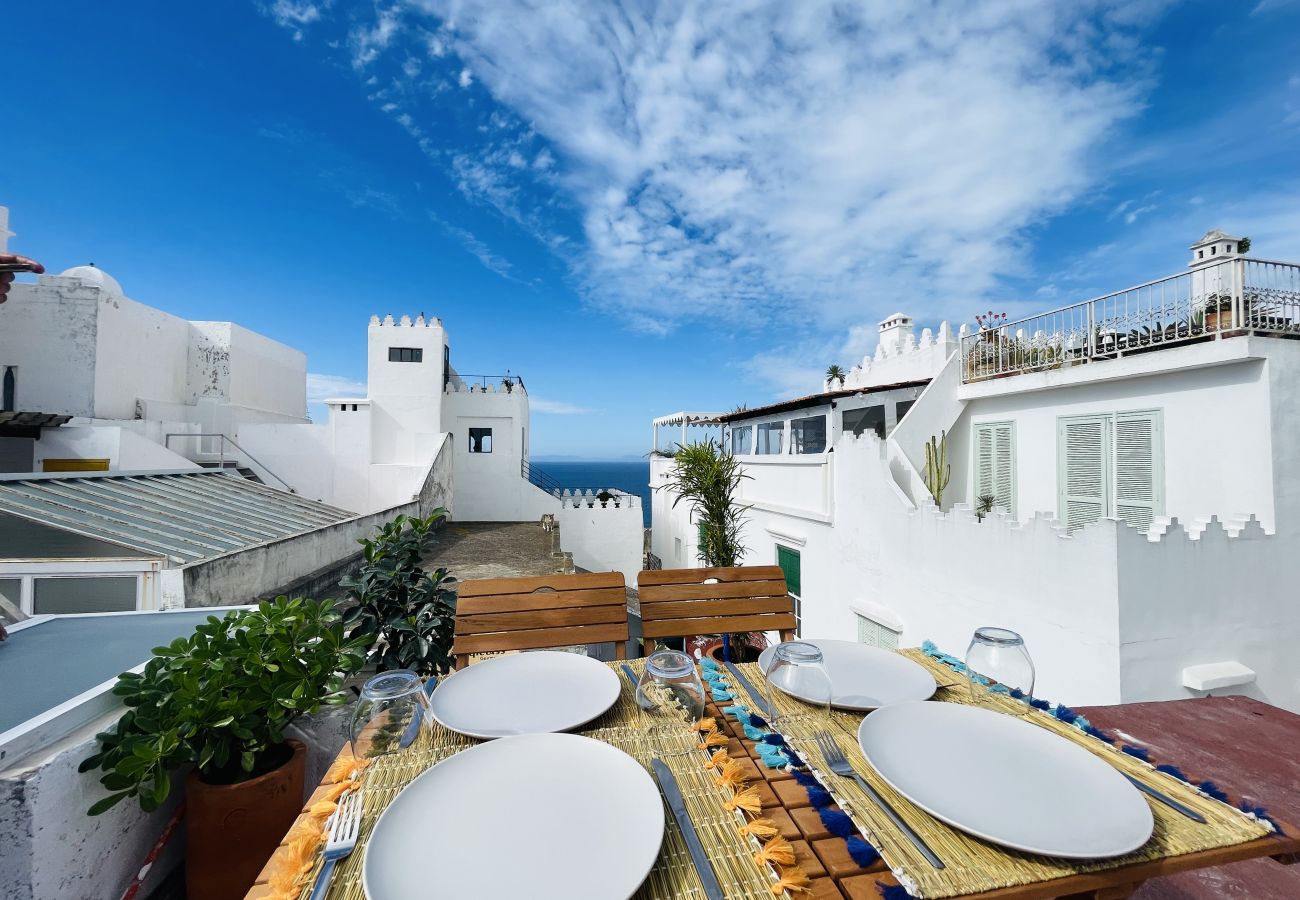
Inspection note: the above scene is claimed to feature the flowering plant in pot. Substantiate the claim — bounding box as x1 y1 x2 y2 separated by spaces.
80 597 367 900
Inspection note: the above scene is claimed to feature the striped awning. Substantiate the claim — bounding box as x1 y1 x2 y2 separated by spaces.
0 470 356 564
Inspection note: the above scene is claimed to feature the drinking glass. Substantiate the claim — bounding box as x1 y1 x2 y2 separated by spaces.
966 627 1035 712
635 649 706 727
763 641 832 727
349 669 431 762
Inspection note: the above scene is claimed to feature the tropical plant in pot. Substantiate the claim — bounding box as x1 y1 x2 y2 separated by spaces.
341 508 458 678
80 597 367 900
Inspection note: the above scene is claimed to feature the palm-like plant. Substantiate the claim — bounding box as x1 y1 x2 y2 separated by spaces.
826 364 845 387
661 440 749 567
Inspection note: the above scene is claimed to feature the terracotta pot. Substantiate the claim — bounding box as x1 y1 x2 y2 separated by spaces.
186 740 306 900
704 639 763 664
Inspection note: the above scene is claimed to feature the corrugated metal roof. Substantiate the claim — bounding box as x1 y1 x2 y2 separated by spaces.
0 470 356 565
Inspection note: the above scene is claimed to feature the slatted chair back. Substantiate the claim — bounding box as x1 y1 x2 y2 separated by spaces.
452 571 629 669
636 566 796 651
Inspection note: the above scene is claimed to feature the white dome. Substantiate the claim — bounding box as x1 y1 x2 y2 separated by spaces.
60 265 124 298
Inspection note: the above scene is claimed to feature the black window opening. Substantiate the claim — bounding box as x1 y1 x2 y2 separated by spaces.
791 415 827 454
842 405 885 439
2 367 14 413
389 347 423 363
895 399 916 423
469 427 493 453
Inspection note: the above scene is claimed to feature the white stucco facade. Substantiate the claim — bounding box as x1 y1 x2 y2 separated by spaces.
653 241 1300 713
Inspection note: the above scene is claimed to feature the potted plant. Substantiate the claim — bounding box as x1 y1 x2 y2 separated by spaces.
341 508 458 678
80 597 367 900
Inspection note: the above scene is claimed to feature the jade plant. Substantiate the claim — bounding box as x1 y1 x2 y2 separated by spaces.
340 508 458 678
80 597 367 814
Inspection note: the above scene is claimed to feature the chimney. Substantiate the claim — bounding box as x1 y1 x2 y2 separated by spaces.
877 312 915 355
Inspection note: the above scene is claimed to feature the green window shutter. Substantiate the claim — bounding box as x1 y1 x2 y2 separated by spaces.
1058 415 1110 531
974 422 1016 516
776 545 801 597
1114 410 1163 529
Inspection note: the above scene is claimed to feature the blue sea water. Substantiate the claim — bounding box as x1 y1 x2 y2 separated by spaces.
529 460 652 527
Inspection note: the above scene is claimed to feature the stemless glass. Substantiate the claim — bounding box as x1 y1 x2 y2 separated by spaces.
635 649 706 727
966 627 1035 712
349 669 431 762
763 641 833 727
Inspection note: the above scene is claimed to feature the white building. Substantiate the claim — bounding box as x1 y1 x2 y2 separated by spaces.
652 230 1300 713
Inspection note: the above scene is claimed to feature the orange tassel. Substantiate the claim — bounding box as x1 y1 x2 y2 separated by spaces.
323 755 369 783
697 731 729 750
713 759 750 790
265 829 319 898
704 749 730 770
769 865 812 894
753 835 797 867
724 786 763 814
738 818 780 840
693 717 718 733
308 799 339 823
320 778 360 803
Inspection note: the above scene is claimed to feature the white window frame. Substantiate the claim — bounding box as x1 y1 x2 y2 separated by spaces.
0 559 161 615
1057 409 1164 531
972 420 1017 517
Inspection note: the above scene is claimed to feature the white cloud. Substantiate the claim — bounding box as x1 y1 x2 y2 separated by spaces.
458 68 473 88
428 211 518 280
1125 204 1158 225
266 0 325 40
306 373 366 403
531 398 598 414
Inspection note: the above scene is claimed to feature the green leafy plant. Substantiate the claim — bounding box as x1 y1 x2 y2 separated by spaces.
80 597 366 815
975 492 996 521
923 431 951 506
825 364 845 387
341 509 458 678
662 440 749 567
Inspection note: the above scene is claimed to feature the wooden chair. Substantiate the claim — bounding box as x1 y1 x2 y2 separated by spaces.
635 566 796 653
452 571 629 669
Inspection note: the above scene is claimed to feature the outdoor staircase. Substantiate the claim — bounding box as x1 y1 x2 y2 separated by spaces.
197 460 264 485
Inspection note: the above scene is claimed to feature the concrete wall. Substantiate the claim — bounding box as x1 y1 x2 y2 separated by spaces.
93 293 191 421
0 278 99 417
555 493 644 585
224 323 307 419
368 316 444 466
237 421 337 505
442 384 542 521
30 425 199 472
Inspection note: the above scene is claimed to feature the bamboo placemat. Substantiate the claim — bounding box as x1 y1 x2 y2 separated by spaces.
295 656 782 900
721 651 1273 899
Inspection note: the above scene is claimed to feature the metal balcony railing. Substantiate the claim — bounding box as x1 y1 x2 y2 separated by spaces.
447 374 526 393
960 258 1300 383
163 433 296 493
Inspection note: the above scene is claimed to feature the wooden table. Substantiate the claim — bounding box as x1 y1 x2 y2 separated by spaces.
248 671 1299 900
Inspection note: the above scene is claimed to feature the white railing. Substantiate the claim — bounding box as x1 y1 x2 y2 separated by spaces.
960 258 1300 382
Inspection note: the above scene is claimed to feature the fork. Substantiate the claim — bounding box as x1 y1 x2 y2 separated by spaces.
309 788 363 900
812 730 945 869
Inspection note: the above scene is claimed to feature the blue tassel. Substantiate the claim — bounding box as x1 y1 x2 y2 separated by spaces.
1083 724 1115 744
701 657 719 671
761 733 786 746
1155 763 1188 781
876 884 912 899
847 836 880 867
711 688 734 702
742 723 767 741
783 748 805 769
1009 687 1024 700
1238 801 1286 835
1052 703 1078 723
989 684 1010 694
807 785 833 807
1199 780 1229 802
1029 697 1051 711
747 713 768 729
721 704 749 718
790 769 818 788
759 752 789 768
1121 744 1151 762
921 640 938 654
821 809 856 838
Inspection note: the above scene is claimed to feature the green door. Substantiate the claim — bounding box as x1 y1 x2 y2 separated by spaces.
776 545 801 635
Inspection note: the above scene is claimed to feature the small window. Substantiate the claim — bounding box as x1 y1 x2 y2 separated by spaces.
1210 246 1217 255
0 578 21 625
2 366 14 413
730 424 753 455
469 427 493 453
388 347 423 363
32 576 137 615
842 405 885 439
756 422 784 455
1198 249 1204 259
974 421 1016 517
674 537 682 561
895 400 916 423
1227 243 1235 253
856 613 900 650
791 415 826 454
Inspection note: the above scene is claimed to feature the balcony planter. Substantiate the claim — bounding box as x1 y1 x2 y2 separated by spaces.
186 740 306 900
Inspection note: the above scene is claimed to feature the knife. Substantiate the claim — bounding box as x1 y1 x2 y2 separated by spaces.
1124 773 1207 823
651 759 725 900
723 660 774 717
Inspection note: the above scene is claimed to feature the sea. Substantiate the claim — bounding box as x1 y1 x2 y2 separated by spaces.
529 459 652 527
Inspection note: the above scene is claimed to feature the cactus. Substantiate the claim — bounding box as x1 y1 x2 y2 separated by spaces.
923 431 951 506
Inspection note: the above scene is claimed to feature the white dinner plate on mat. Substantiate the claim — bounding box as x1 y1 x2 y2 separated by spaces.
429 650 621 738
756 639 937 711
363 733 665 900
858 701 1154 858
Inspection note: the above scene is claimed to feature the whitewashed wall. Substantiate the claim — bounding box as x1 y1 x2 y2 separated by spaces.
0 279 99 416
30 426 198 472
555 492 644 585
94 294 191 420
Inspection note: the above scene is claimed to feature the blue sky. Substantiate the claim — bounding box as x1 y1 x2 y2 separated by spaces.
3 1 1298 458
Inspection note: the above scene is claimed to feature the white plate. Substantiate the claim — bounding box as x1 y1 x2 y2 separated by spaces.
429 650 621 739
858 701 1154 858
756 639 937 710
363 733 665 900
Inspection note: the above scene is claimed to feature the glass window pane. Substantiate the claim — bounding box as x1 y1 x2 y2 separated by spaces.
0 578 22 624
842 405 885 439
730 425 752 455
756 422 784 454
32 576 137 615
790 415 826 454
895 400 916 422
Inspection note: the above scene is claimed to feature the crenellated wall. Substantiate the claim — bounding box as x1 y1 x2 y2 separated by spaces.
842 320 960 391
